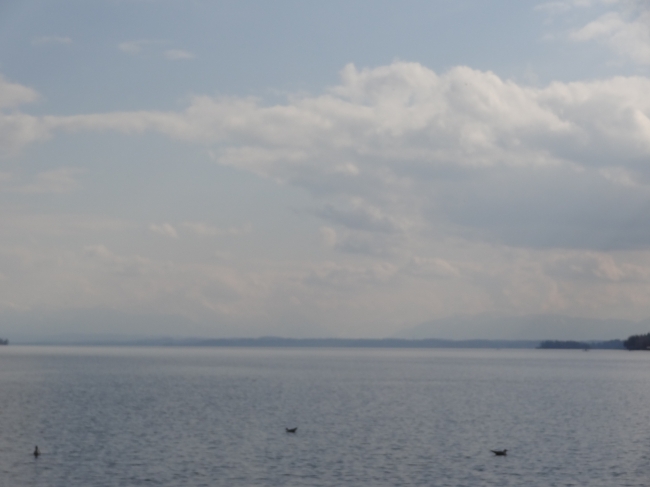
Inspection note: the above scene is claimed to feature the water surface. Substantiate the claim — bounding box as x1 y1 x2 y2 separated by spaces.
1 347 649 486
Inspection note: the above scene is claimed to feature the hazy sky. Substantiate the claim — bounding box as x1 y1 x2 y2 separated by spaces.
2 0 650 339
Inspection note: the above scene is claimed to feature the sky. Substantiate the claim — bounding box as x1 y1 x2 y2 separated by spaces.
2 0 650 340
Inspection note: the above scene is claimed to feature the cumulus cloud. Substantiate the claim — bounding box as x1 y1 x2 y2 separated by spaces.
32 36 72 46
3 207 650 335
536 0 612 14
540 0 650 65
119 40 194 60
0 213 131 242
0 76 46 155
320 226 338 247
149 223 178 238
118 40 160 54
0 75 39 109
405 256 461 279
545 251 650 282
164 49 195 60
535 2 574 15
572 9 650 64
183 222 250 236
4 62 650 252
315 198 405 234
13 168 83 194
304 261 399 288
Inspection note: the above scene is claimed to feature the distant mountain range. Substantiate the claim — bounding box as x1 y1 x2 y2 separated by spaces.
9 335 631 350
3 310 648 347
15 335 542 349
393 314 650 341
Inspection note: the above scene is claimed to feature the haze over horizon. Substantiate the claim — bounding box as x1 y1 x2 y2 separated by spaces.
2 0 650 340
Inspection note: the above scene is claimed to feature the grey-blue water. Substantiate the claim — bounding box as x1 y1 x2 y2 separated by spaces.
1 347 649 486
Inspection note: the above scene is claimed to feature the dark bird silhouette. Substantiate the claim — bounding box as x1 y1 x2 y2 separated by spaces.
285 427 297 433
491 449 507 456
33 446 40 458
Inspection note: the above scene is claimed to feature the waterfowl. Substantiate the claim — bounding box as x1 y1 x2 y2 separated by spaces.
33 446 40 458
285 427 297 433
491 449 507 456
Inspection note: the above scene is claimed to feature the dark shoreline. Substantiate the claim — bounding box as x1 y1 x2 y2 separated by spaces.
6 336 609 349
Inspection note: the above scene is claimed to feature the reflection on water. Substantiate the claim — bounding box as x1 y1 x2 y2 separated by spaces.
1 347 649 486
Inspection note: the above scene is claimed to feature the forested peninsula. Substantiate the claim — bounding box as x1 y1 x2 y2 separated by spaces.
622 333 650 350
537 340 624 350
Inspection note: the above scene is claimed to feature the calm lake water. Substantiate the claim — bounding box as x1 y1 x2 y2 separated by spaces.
1 346 649 486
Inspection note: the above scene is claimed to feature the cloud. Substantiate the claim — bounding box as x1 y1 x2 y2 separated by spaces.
572 9 650 64
118 40 161 54
13 168 83 194
164 49 195 60
0 238 269 330
536 0 607 14
0 75 39 109
320 226 338 247
183 222 250 236
545 251 650 282
119 41 194 61
0 76 46 155
149 223 178 238
32 36 72 46
535 2 574 15
3 206 650 335
0 212 132 244
539 0 650 65
405 256 461 279
304 261 399 288
4 62 650 251
314 198 405 234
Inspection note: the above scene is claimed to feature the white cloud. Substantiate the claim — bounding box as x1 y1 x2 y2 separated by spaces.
572 10 650 64
118 40 154 54
535 2 574 15
4 206 650 335
149 223 178 238
536 0 624 13
118 39 169 55
0 75 39 109
119 41 194 61
13 168 83 194
0 76 46 155
315 198 406 234
32 36 72 46
405 256 461 279
183 222 220 236
4 62 650 253
320 226 337 247
545 251 650 282
539 0 650 65
183 222 250 236
37 62 650 173
0 112 51 156
0 212 131 239
164 49 195 60
0 240 266 327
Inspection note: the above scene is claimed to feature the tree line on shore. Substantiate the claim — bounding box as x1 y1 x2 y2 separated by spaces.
537 340 623 350
622 333 650 350
538 333 650 351
2 334 650 350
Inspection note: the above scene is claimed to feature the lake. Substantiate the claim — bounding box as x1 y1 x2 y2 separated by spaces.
0 346 649 486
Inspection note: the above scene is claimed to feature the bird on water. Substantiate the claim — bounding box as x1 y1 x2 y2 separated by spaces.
491 449 507 456
33 446 40 458
285 427 297 433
